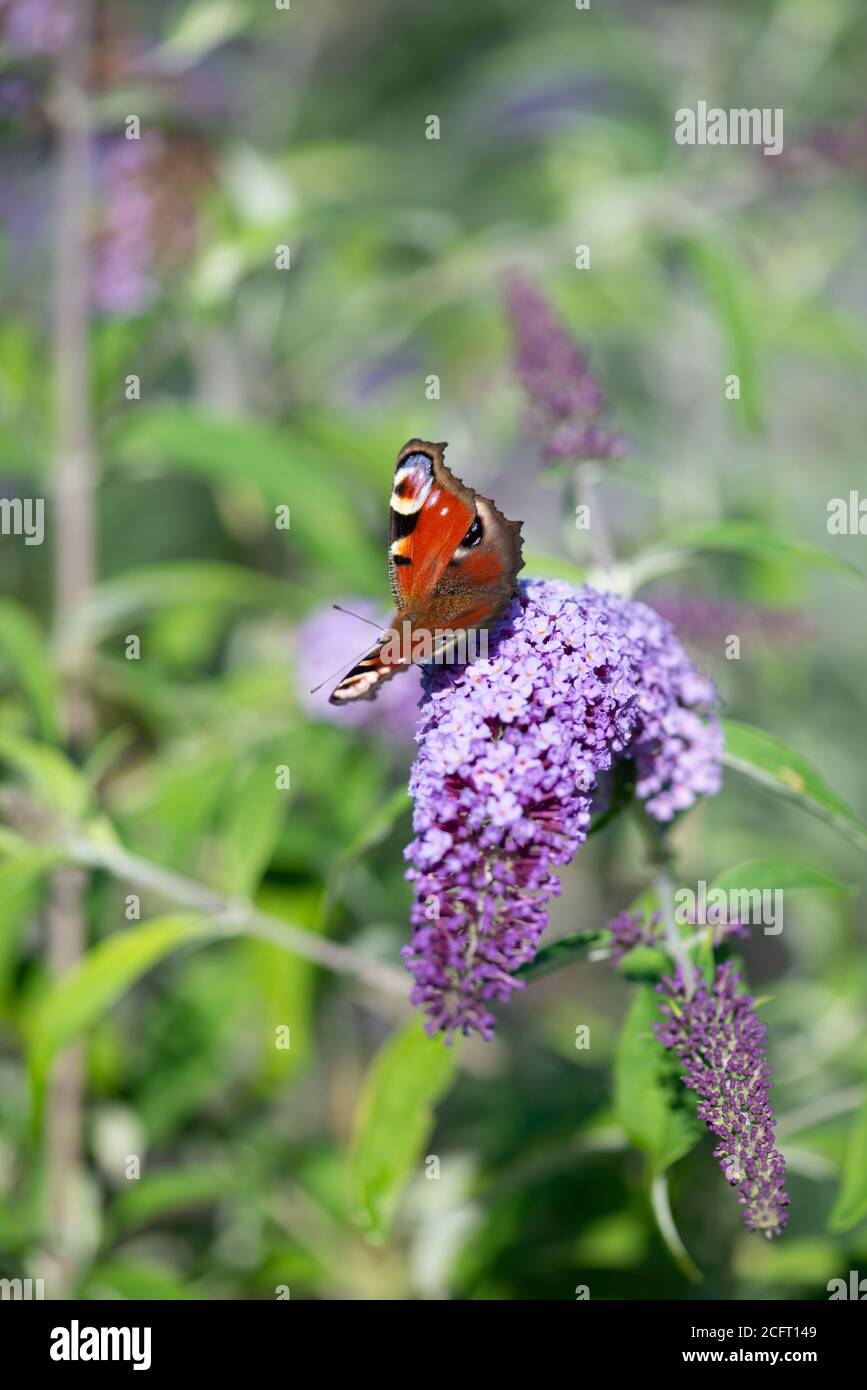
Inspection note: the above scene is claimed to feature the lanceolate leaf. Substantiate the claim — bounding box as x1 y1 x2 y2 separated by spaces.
675 521 864 582
27 915 211 1122
628 522 864 591
515 931 604 983
0 729 90 819
828 1096 867 1233
220 758 288 898
349 1017 459 1243
112 408 380 589
0 600 63 743
614 985 700 1178
721 720 867 853
712 860 857 900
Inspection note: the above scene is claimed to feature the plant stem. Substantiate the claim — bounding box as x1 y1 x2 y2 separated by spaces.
60 831 410 999
45 0 94 1297
634 810 697 994
649 1172 702 1283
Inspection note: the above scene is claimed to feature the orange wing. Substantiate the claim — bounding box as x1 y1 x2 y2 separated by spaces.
388 440 477 616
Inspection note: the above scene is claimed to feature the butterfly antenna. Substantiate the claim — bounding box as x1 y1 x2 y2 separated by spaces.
308 637 385 696
332 603 385 632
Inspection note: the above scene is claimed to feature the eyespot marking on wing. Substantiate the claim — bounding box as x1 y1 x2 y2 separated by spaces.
390 452 434 515
450 511 484 562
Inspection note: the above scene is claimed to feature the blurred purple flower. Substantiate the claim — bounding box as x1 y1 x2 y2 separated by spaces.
92 133 161 317
505 273 627 465
650 591 816 651
294 598 422 741
0 0 73 56
606 909 660 964
496 76 621 139
656 962 789 1238
811 115 867 177
403 578 722 1040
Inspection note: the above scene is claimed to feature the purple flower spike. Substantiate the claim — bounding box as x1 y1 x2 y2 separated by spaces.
606 910 661 965
656 962 789 1238
402 579 722 1040
505 274 627 465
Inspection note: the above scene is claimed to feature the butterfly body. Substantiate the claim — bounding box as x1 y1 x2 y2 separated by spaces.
330 439 523 703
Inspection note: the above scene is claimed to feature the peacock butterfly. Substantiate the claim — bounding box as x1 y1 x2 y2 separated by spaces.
330 438 524 703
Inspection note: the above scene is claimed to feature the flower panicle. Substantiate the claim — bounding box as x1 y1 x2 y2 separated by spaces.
505 273 627 464
655 961 789 1238
403 579 723 1040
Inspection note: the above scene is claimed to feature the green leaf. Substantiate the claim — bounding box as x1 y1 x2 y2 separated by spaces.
112 408 380 590
27 915 210 1119
687 237 763 432
331 785 411 875
0 600 62 742
107 1163 240 1236
248 884 324 1086
828 1096 867 1233
712 859 857 899
83 1258 201 1300
61 562 291 648
0 852 54 997
0 729 90 819
220 759 287 897
629 522 863 591
514 930 604 983
349 1017 459 1242
614 985 700 1178
675 522 864 583
722 720 867 853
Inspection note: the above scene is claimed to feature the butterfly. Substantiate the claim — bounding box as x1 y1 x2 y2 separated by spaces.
329 439 524 703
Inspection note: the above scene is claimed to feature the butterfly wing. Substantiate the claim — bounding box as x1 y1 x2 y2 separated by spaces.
328 636 409 704
330 438 523 704
389 439 523 630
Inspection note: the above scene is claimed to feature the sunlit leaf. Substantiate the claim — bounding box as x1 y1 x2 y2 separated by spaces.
687 237 763 432
0 600 62 742
712 859 857 900
112 408 380 589
220 758 287 897
828 1096 867 1233
614 985 700 1178
722 720 867 853
0 729 90 819
629 523 863 591
27 915 211 1120
107 1163 240 1236
349 1017 459 1242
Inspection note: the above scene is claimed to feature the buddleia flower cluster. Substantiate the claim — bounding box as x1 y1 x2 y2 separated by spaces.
656 962 790 1238
505 273 627 464
402 578 722 1040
